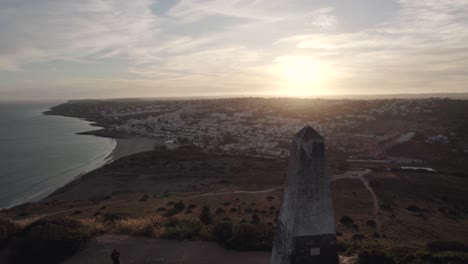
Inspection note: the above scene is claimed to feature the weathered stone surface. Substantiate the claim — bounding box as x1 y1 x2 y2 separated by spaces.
271 126 338 264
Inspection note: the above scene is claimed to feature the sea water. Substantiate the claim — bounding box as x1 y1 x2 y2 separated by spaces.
0 101 115 209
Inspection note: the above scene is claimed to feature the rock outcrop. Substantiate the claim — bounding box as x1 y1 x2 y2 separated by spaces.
271 125 338 264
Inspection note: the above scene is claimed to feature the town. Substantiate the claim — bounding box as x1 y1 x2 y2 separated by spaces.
48 97 468 166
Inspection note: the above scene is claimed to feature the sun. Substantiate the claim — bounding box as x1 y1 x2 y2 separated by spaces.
272 55 325 96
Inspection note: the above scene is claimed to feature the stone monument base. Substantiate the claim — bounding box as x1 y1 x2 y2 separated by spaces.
292 234 339 264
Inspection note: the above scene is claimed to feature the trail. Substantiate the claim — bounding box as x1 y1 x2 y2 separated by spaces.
184 186 283 198
331 169 381 234
16 169 382 235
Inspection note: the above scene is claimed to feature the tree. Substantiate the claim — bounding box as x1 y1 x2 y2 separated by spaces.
200 205 213 225
213 221 233 244
251 213 260 224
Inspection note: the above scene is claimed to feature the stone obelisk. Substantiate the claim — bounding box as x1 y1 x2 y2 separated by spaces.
271 125 338 264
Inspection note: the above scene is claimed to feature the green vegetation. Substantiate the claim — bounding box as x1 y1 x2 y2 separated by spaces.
366 220 377 228
340 215 354 225
200 205 213 225
352 244 468 264
357 249 394 264
223 223 274 251
166 201 185 216
162 219 202 240
213 221 233 244
10 217 94 264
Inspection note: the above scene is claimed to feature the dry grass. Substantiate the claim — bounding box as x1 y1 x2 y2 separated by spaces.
78 216 167 238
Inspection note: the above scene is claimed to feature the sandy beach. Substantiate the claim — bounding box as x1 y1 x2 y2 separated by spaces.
107 138 157 162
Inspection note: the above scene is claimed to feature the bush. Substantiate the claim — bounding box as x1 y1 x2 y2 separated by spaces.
427 241 467 253
156 207 167 212
213 221 233 244
357 249 394 264
10 217 93 264
215 208 226 215
340 215 354 225
352 234 366 241
174 201 185 211
251 213 260 224
162 219 202 240
366 220 377 228
398 250 468 264
225 223 274 251
101 212 130 225
166 201 186 216
200 205 213 225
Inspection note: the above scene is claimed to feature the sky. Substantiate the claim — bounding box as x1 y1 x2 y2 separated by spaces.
1 0 468 100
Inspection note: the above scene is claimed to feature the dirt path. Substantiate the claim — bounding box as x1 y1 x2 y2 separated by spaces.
17 169 382 236
184 186 283 198
331 169 382 234
63 234 270 264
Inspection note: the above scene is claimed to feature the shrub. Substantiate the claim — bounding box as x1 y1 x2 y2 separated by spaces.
216 208 226 215
352 234 366 241
162 219 202 240
225 223 274 251
340 215 354 225
200 205 213 225
366 220 377 228
101 212 130 225
357 249 394 264
156 207 167 212
166 201 186 216
174 201 185 211
10 217 93 264
213 221 233 244
399 250 468 264
251 213 260 224
336 241 349 253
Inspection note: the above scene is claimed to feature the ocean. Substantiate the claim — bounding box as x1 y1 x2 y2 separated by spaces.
0 101 115 209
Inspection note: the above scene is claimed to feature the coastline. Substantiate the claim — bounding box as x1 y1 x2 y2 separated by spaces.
106 138 156 163
10 105 156 208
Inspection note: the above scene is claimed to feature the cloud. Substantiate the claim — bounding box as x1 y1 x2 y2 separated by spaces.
276 0 468 93
0 0 158 70
0 0 467 99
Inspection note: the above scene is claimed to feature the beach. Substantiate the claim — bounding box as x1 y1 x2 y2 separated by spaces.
106 138 157 162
